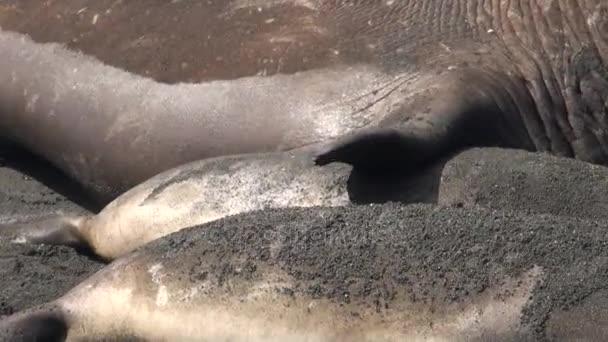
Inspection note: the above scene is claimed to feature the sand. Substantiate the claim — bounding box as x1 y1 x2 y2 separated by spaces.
0 151 103 316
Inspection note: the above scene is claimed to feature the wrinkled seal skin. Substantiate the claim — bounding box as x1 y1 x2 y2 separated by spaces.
0 148 353 261
313 0 608 174
1 1 607 203
3 203 608 341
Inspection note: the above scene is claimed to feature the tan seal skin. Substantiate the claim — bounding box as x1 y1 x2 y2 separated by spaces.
0 0 606 205
0 265 543 342
0 205 545 342
0 148 353 261
5 201 608 342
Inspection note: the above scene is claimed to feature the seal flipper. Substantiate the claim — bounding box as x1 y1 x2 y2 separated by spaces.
0 305 67 342
313 127 448 175
314 69 537 176
0 214 93 254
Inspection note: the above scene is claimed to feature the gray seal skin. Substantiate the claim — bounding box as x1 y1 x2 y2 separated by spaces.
3 203 608 341
0 26 405 205
0 148 352 261
1 1 607 204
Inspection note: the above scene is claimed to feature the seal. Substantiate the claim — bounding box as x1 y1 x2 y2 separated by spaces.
2 1 607 205
0 26 406 205
2 203 608 341
437 147 608 220
0 148 353 261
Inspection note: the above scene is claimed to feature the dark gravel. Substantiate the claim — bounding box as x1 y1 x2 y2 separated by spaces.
0 155 103 316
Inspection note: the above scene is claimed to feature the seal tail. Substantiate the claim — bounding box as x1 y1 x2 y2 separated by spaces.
0 305 67 342
0 213 94 255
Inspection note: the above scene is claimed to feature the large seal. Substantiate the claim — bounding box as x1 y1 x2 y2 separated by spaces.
438 147 608 220
0 148 354 261
2 203 608 341
0 24 403 206
1 1 607 205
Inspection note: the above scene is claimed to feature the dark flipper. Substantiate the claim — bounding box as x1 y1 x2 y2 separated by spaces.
314 68 537 175
0 305 67 342
0 214 91 253
314 127 445 175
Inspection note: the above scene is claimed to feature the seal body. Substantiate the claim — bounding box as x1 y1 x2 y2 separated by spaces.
1 1 606 203
438 147 608 220
0 27 407 204
1 149 352 261
3 203 608 341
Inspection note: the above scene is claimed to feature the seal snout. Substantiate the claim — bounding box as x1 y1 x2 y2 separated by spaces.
0 306 67 342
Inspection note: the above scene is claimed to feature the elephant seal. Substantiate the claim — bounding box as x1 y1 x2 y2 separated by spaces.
438 147 608 220
0 25 405 205
0 148 353 261
3 203 608 341
2 1 607 205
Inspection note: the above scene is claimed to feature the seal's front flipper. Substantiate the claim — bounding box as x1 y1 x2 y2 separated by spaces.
314 69 537 176
314 127 444 175
313 127 449 205
0 305 67 342
0 213 91 253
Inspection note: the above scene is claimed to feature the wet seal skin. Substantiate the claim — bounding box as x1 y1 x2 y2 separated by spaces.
2 203 608 341
0 1 607 205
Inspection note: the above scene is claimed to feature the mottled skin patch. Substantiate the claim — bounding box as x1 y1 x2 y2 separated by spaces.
4 203 608 340
141 155 246 204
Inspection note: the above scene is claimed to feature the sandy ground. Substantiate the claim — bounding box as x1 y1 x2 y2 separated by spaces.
0 151 103 317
